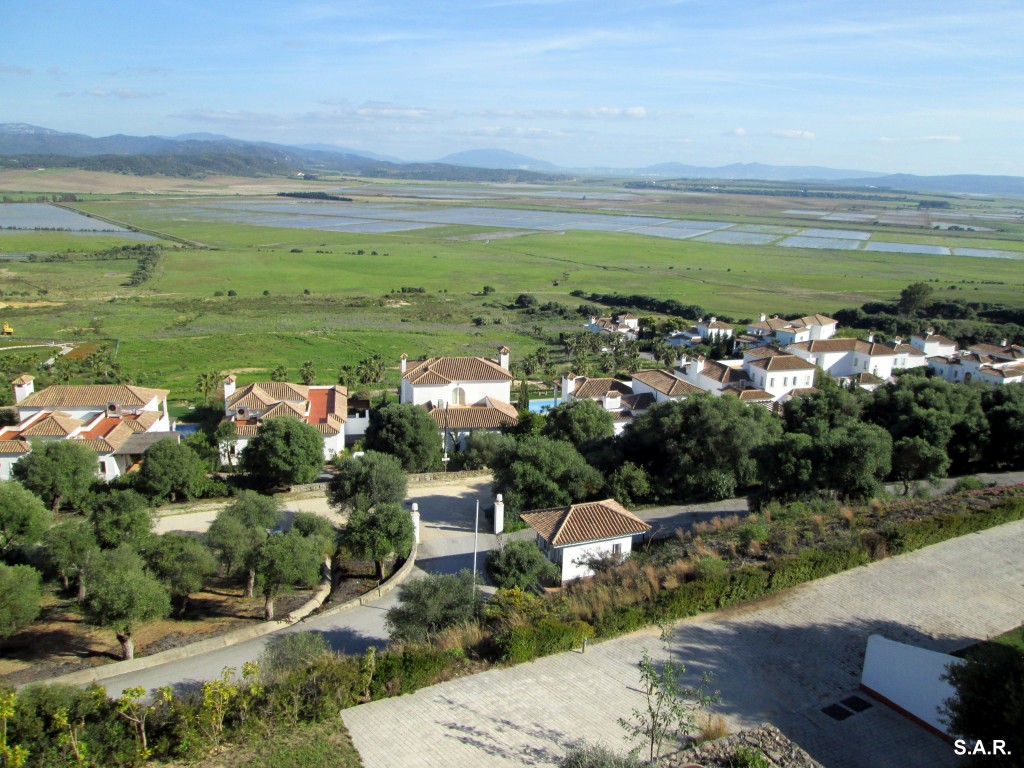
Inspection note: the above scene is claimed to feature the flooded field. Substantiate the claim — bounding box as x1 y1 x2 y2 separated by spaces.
0 203 132 232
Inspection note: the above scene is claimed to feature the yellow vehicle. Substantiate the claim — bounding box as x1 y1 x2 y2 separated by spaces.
1 322 12 336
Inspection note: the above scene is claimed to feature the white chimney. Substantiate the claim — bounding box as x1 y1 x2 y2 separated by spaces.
1001 338 1009 347
561 373 576 400
709 316 717 325
222 374 236 402
498 345 510 370
894 337 902 346
603 392 621 410
759 313 766 322
400 353 408 375
12 375 34 404
867 332 875 343
410 503 421 545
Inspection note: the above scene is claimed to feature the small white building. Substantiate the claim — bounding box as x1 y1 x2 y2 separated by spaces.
1 377 175 481
786 336 914 383
520 499 652 582
737 313 838 349
910 330 957 357
629 369 702 403
927 341 1024 386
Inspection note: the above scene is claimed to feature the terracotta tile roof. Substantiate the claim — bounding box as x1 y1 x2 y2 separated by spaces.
747 355 817 372
571 377 633 399
743 346 787 360
520 499 651 548
404 356 512 385
731 388 774 401
700 360 747 384
621 392 656 411
630 369 701 397
798 314 838 326
227 382 308 408
0 439 30 454
21 411 83 437
749 317 793 332
888 343 926 356
261 401 307 420
124 411 160 432
427 397 518 429
72 420 138 453
789 339 896 356
11 375 34 385
849 372 884 385
787 387 819 397
704 320 732 330
982 363 1024 379
18 384 169 409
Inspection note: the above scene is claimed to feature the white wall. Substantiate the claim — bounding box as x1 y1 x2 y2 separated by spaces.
860 634 960 735
405 380 511 407
556 536 634 581
0 456 19 481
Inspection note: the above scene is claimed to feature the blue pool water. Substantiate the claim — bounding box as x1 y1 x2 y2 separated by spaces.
528 398 559 414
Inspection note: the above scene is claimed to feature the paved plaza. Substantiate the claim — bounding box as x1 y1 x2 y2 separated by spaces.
343 519 1024 768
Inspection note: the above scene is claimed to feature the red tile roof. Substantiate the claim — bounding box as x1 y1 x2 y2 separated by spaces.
520 499 651 547
404 356 512 385
427 397 518 429
630 369 701 396
18 384 169 409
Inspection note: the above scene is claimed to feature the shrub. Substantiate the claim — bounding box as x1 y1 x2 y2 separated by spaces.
560 742 647 768
485 539 559 589
259 632 332 681
496 619 593 664
384 570 481 643
370 647 464 698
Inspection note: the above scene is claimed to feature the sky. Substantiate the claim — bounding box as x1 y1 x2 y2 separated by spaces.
3 0 1023 175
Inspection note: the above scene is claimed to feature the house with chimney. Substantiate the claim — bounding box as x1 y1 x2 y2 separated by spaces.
927 339 1024 385
557 374 648 434
220 377 348 462
399 347 518 450
585 313 639 341
736 313 838 349
665 316 734 348
1 376 175 481
785 333 921 384
673 346 816 404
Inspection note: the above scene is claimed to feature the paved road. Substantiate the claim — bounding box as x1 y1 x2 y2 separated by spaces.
342 519 1024 768
101 479 498 698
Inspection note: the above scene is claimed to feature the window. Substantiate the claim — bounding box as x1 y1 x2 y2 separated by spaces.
612 543 622 556
451 386 466 405
769 377 775 387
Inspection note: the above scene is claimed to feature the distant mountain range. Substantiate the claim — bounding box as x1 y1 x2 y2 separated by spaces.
1 123 1022 195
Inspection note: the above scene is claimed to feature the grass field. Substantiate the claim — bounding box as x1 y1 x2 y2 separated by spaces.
0 179 1021 399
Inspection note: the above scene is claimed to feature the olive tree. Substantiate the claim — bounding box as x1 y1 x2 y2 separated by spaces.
253 531 322 620
146 532 218 615
0 480 51 557
85 547 171 660
12 439 97 512
0 563 42 636
45 519 99 600
205 491 282 597
240 418 325 488
343 503 414 581
327 451 407 512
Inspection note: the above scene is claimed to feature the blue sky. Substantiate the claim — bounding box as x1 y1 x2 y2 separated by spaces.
3 0 1022 175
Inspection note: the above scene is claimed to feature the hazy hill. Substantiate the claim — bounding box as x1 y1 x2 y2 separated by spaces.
436 148 560 172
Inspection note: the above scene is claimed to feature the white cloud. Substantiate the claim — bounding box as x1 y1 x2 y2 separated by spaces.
724 127 747 137
770 129 816 139
0 64 31 75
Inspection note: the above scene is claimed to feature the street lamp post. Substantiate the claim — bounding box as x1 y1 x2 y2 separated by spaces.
471 498 480 594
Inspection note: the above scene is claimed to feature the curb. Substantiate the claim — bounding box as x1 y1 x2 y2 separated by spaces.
21 544 418 690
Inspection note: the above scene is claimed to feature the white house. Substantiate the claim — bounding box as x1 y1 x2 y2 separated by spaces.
520 499 652 582
666 317 733 348
586 313 639 340
910 330 957 357
629 369 702 403
399 347 517 449
1 377 175 481
558 374 649 435
673 348 816 403
221 377 348 462
928 340 1024 386
737 313 838 348
786 336 910 383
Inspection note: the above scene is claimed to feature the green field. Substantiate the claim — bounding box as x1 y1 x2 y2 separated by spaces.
1 186 1022 399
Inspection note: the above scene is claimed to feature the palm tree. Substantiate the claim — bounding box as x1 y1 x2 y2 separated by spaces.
195 370 220 404
299 361 316 385
271 365 288 382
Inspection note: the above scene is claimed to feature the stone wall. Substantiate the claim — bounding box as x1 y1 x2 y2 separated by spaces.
669 724 824 768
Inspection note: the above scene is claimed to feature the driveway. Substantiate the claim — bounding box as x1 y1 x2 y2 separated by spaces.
101 478 497 698
342 519 1024 768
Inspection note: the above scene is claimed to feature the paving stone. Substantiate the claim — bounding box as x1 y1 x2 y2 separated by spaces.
343 520 1024 768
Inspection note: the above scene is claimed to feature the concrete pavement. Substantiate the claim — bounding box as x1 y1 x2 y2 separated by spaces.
342 519 1024 768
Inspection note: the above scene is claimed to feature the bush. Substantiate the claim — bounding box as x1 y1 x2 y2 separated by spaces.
259 632 332 681
384 570 481 643
560 742 647 768
496 618 593 663
369 647 465 698
485 539 559 589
